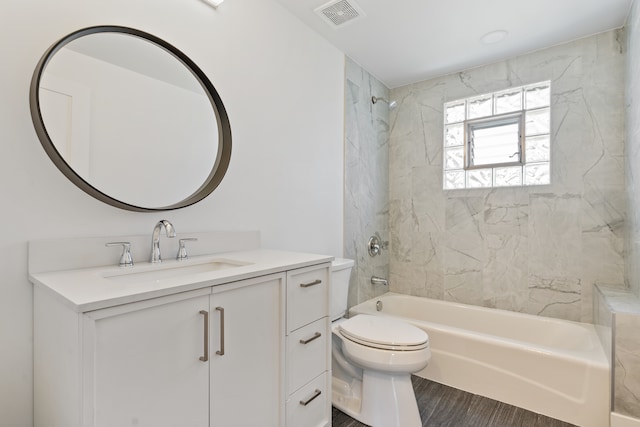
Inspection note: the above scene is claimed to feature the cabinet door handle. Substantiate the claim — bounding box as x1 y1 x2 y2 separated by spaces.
299 389 322 406
199 310 209 362
299 332 322 345
216 307 225 356
300 279 322 288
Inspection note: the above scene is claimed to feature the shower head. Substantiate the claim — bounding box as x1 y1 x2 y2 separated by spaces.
371 95 397 109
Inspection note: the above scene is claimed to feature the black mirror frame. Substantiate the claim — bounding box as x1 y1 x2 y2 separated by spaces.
29 25 232 212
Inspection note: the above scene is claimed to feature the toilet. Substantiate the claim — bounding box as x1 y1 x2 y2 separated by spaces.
331 258 431 427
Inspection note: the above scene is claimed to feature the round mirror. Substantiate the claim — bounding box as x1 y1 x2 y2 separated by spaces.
30 26 231 211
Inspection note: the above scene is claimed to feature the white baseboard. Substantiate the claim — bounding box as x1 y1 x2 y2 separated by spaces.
612 412 640 427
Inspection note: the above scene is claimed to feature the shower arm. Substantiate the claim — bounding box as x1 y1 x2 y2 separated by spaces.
371 96 397 109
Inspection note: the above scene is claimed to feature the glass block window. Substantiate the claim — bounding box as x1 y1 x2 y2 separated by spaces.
443 81 551 189
467 114 523 168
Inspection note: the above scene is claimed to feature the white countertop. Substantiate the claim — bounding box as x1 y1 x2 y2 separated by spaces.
30 249 333 312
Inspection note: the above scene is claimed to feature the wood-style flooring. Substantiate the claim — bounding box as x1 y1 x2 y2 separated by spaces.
331 376 577 427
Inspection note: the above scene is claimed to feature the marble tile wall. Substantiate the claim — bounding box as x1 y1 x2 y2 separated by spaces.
344 58 390 306
618 0 640 419
593 285 614 366
626 0 640 298
389 31 626 322
614 311 640 417
595 285 640 418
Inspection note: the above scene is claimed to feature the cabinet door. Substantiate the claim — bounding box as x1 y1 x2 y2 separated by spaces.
84 290 211 427
210 274 285 427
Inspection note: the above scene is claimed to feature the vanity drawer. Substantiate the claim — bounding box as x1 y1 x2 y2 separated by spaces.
286 372 329 427
287 317 329 395
286 264 329 333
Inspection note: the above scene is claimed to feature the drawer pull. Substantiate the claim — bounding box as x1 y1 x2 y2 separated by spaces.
300 279 322 288
216 307 225 356
199 310 209 362
299 332 322 345
299 389 322 406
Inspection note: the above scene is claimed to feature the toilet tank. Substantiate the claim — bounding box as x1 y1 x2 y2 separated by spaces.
331 258 354 321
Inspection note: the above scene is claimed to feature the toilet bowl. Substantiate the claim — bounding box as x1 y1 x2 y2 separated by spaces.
330 259 431 427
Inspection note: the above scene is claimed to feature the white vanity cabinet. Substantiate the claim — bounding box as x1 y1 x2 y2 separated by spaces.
85 274 284 427
36 273 285 427
209 274 284 427
31 249 332 427
285 264 331 427
83 290 212 427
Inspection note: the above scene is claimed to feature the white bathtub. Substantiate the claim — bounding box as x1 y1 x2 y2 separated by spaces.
349 292 610 427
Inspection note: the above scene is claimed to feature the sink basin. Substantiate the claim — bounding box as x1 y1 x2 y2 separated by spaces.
102 259 251 284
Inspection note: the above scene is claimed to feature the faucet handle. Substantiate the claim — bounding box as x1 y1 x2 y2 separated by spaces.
368 232 388 257
177 238 198 261
105 242 134 268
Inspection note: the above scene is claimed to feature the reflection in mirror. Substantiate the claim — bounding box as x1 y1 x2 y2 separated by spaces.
30 26 231 211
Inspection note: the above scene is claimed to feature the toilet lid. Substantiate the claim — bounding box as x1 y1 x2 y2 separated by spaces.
338 314 429 351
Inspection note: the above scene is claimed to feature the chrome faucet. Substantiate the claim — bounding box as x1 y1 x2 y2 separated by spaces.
368 232 389 257
371 276 389 286
150 220 176 263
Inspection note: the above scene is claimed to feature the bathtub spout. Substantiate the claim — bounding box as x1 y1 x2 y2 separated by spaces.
371 276 388 286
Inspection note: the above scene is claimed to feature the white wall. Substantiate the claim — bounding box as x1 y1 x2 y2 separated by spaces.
0 1 345 425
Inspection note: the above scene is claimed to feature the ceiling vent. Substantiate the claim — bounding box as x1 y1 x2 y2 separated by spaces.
315 0 365 28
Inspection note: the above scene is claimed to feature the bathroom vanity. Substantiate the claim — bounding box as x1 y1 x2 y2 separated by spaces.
30 231 332 427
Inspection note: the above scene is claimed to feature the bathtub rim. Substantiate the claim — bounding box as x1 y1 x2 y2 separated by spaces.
349 292 608 369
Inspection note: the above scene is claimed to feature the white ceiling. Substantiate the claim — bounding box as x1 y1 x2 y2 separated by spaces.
274 0 634 88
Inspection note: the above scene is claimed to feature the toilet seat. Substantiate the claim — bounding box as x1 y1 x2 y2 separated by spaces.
338 314 429 351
